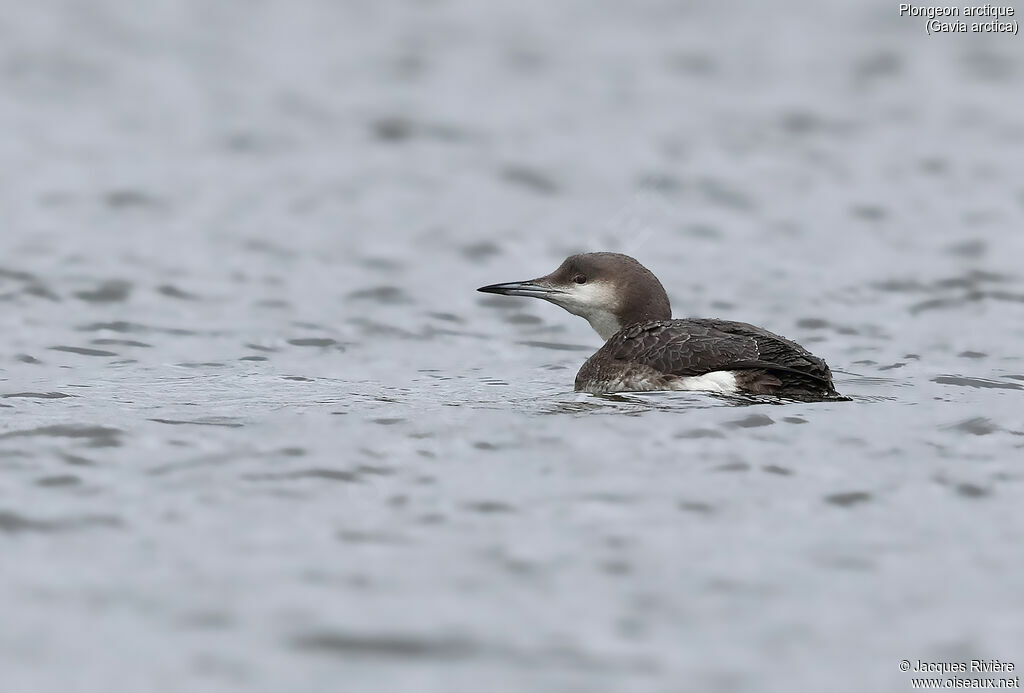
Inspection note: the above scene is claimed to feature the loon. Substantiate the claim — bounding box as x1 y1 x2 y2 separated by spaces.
478 252 841 400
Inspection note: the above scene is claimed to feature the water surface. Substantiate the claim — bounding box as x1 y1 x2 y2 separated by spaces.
2 1 1023 691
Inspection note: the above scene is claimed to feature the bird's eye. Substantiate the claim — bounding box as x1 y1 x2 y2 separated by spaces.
573 275 587 284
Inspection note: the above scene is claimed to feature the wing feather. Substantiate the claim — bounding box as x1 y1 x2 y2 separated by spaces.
603 319 834 384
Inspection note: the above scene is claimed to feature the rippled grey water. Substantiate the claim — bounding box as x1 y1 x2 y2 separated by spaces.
2 1 1023 691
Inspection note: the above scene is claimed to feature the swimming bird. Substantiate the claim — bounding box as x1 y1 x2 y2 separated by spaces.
478 252 841 399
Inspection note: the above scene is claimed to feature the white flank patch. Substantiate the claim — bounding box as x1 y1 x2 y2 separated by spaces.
673 370 738 393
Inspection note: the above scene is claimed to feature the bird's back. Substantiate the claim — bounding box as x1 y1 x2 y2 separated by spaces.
575 318 840 399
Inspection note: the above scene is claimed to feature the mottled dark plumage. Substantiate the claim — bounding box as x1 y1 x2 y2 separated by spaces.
576 318 839 399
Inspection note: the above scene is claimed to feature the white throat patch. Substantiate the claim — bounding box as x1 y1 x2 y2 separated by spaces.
585 310 623 341
548 281 622 341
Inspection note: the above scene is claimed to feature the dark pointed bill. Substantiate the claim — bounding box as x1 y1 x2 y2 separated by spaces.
477 279 563 298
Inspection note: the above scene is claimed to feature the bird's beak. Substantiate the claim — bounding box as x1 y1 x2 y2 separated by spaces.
477 278 565 299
